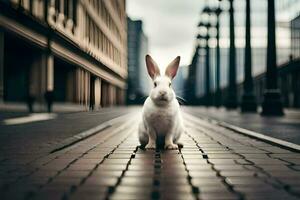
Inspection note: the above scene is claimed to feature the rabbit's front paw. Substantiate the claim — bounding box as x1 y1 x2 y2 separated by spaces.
145 142 156 149
165 143 178 150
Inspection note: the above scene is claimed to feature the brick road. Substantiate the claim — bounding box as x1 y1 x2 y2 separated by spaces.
1 111 300 200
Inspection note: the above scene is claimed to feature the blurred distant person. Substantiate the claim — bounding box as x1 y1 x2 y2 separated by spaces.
44 91 54 113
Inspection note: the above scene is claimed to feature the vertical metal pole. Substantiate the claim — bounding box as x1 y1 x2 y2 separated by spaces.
261 0 284 115
241 0 257 112
215 8 221 107
225 0 238 109
205 33 211 106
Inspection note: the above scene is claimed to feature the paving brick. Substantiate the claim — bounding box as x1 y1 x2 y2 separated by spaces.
92 170 123 177
98 164 127 171
110 193 151 200
199 192 239 200
245 193 299 200
189 171 217 177
160 177 189 185
247 158 289 165
225 177 267 186
84 177 118 186
58 170 90 178
2 110 300 200
160 193 195 200
219 170 256 177
50 177 82 186
120 177 153 186
159 185 192 193
68 164 96 171
206 154 242 159
213 165 246 171
186 164 212 171
184 159 208 164
72 159 101 164
233 184 276 192
191 177 224 187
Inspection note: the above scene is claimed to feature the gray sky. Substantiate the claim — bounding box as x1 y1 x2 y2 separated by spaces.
127 0 205 69
126 0 293 71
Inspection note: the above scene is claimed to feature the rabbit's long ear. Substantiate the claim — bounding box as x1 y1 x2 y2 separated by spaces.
165 56 180 79
145 55 160 80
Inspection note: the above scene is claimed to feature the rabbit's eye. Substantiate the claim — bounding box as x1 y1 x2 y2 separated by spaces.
154 82 157 87
169 83 171 87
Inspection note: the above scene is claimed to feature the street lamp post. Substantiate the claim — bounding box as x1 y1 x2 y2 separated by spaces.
225 0 238 109
214 3 222 108
241 0 257 112
198 21 212 106
261 0 284 116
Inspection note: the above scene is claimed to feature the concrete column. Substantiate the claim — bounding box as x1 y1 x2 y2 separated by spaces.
108 84 113 106
94 78 101 109
78 68 81 104
101 82 105 107
83 71 90 108
78 69 81 104
84 71 88 107
80 69 83 104
87 72 90 108
118 89 122 105
46 54 54 92
111 85 114 106
81 69 84 104
112 86 116 105
110 85 114 106
66 70 75 102
0 30 4 102
75 68 80 103
116 88 120 105
106 84 110 107
104 83 108 107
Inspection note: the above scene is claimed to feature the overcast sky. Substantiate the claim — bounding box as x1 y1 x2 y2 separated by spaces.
126 0 205 69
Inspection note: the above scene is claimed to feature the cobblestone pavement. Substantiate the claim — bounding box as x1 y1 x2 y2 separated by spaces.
1 111 300 200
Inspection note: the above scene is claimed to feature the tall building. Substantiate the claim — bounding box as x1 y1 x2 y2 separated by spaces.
0 0 127 110
172 65 188 101
291 15 300 58
127 17 150 104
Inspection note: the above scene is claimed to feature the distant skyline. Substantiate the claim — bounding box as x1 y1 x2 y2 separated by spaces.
127 0 204 69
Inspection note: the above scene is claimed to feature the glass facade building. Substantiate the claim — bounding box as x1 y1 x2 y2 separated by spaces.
194 0 300 98
127 18 150 104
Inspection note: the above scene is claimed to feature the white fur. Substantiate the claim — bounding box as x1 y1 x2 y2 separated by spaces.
138 55 184 150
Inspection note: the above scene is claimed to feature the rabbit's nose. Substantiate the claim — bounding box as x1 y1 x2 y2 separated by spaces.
159 91 167 96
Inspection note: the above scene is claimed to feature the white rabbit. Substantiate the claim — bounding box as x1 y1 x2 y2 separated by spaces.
138 55 185 150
